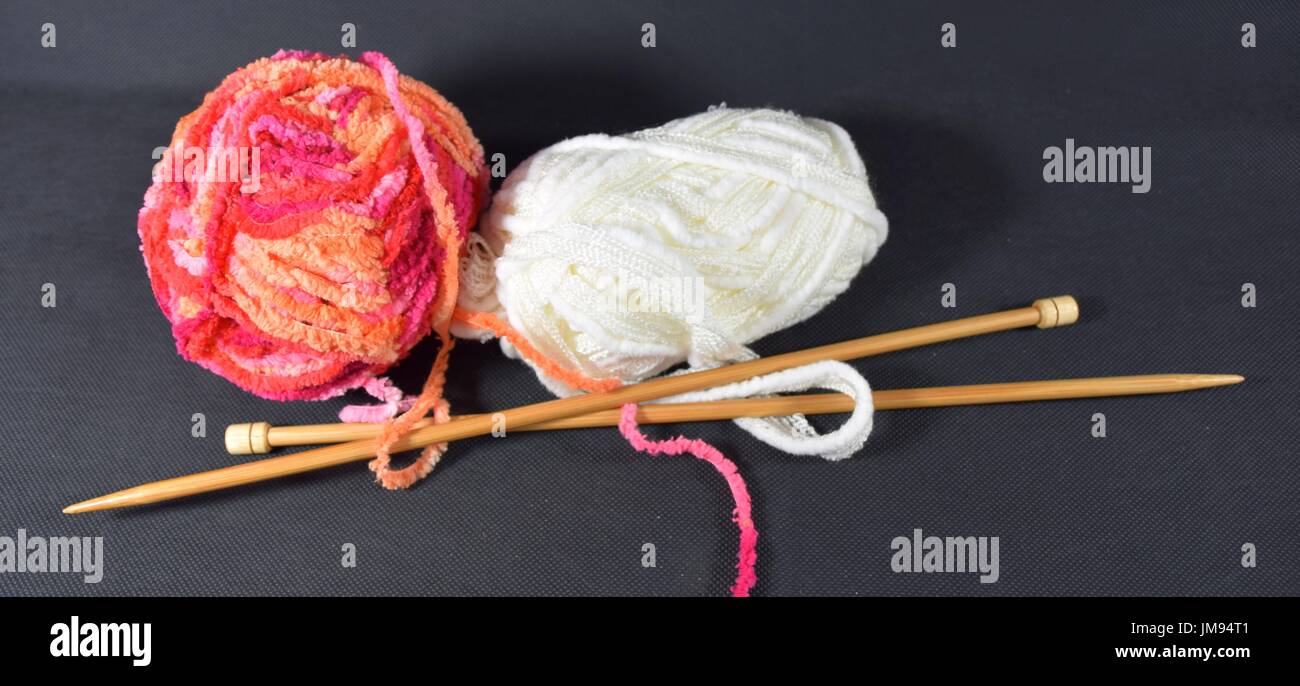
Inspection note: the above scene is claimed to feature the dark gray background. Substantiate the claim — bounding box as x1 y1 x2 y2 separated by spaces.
1 0 1295 596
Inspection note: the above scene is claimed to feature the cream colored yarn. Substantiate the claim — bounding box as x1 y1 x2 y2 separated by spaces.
457 106 888 459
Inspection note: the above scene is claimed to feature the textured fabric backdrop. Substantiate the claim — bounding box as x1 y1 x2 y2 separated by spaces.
1 0 1296 596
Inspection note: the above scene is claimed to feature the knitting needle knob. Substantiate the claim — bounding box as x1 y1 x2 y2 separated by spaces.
1033 296 1079 328
226 422 272 455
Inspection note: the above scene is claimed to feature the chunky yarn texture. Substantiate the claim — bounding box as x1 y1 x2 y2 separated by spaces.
139 50 488 403
458 107 888 459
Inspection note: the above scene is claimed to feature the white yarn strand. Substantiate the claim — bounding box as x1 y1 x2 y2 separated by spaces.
659 360 874 461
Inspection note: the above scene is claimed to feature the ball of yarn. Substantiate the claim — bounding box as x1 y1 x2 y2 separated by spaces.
458 107 887 396
139 50 488 400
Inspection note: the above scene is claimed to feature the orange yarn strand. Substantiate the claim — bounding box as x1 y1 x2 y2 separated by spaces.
453 309 622 394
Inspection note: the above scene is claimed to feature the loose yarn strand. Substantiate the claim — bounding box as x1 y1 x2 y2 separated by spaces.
453 308 622 394
661 359 875 460
617 404 758 597
362 52 465 489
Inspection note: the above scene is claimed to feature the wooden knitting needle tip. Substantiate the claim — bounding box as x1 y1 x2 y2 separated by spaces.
63 372 1243 515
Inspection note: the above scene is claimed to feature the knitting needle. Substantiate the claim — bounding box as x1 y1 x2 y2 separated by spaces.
225 374 1244 453
66 372 1243 516
65 296 1079 514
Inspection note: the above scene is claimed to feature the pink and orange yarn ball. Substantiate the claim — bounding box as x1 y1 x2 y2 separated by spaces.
138 50 488 401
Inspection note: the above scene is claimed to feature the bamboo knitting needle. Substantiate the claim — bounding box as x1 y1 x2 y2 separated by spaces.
225 374 1244 453
66 372 1244 516
65 296 1079 514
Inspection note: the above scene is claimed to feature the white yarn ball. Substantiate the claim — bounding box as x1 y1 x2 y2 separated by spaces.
458 107 888 399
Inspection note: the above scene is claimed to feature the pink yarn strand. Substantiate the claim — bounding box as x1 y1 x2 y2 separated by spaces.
338 376 417 423
617 404 759 597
